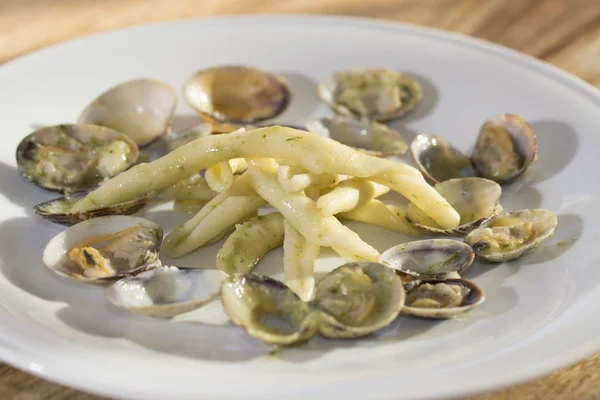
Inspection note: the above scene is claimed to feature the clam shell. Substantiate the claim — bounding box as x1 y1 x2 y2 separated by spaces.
78 79 177 147
402 278 485 319
464 208 558 262
183 66 291 124
16 124 139 193
313 262 405 339
34 191 154 226
42 216 163 285
221 274 319 345
318 68 422 122
107 266 227 318
306 116 407 157
410 133 476 184
471 114 537 183
379 239 475 282
406 177 502 235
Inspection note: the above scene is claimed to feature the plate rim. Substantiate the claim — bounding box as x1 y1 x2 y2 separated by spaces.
1 13 599 400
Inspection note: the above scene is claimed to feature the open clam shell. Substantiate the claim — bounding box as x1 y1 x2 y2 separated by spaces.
183 66 291 124
318 68 422 122
107 266 227 318
34 191 154 226
410 134 476 184
464 208 558 262
406 177 502 235
221 274 319 345
43 216 163 285
471 114 537 183
379 239 475 282
16 124 139 193
313 262 405 339
402 278 485 319
78 79 178 147
306 116 407 157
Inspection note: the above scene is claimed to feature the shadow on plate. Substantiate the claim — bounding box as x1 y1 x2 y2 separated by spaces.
517 120 579 186
170 114 205 133
272 72 320 125
0 161 53 213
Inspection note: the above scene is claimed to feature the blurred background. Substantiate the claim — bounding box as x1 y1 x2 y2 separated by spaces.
0 0 599 89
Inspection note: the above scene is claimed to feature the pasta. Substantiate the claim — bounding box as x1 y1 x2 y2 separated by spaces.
317 178 390 216
247 158 380 262
216 213 284 274
70 126 458 230
283 220 320 301
163 172 265 257
277 164 345 193
205 158 249 193
337 199 423 237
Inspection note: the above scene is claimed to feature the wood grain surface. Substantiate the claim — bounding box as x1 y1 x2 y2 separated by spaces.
1 0 600 399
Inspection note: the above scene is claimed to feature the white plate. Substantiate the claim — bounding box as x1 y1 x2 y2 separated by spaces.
0 15 597 400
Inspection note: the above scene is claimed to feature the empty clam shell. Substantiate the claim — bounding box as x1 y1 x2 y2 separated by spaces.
465 208 558 262
402 278 485 319
406 177 502 235
221 274 319 345
379 239 475 282
78 79 178 147
34 191 154 226
318 68 422 122
313 262 405 339
16 124 139 194
410 133 476 183
183 66 291 124
107 266 227 318
43 216 163 285
306 116 407 157
471 114 537 183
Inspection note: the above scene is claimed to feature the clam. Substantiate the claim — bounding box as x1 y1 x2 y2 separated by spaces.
34 191 154 226
318 68 422 121
406 177 502 235
43 216 162 284
306 116 407 157
183 66 291 124
78 79 178 147
402 278 485 319
410 134 476 183
471 114 537 183
221 274 319 345
379 239 475 282
464 208 558 262
313 262 405 339
16 124 139 194
107 266 227 318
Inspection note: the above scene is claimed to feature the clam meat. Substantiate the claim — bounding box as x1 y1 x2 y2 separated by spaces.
402 278 485 319
464 208 558 262
318 68 422 121
107 266 227 318
16 124 139 193
406 177 502 235
183 66 291 124
313 262 405 339
306 116 407 157
471 114 537 183
379 239 475 282
78 79 178 147
43 216 162 284
410 133 476 183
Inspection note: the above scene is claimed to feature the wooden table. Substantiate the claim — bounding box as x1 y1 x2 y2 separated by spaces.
1 0 600 398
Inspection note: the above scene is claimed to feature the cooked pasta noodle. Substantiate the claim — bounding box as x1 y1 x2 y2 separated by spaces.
70 127 457 229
